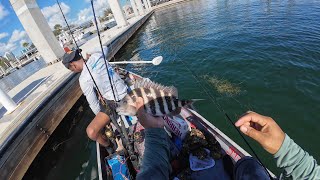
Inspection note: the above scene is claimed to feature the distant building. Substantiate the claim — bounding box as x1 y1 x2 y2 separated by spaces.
0 56 12 68
20 45 38 60
123 5 133 17
92 18 103 31
0 66 6 75
4 52 18 62
58 30 73 45
79 20 93 29
57 28 90 49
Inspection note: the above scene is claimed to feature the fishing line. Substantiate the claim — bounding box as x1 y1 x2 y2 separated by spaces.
90 0 120 101
176 58 273 179
56 0 105 104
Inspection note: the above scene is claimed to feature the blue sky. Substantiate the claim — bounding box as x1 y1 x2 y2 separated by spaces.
0 0 128 56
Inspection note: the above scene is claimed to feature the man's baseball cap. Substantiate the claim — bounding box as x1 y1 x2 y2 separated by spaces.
62 49 82 68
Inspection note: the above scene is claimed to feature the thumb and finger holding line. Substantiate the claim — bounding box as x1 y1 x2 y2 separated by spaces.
235 111 268 127
235 111 269 142
240 124 266 143
235 111 285 154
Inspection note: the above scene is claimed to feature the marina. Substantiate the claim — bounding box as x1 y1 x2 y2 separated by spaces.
0 0 319 179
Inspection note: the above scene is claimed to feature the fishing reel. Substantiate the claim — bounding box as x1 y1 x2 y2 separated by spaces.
105 128 114 139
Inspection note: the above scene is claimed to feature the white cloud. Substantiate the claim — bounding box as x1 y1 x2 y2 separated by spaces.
93 0 110 15
77 8 92 24
0 3 9 20
0 42 17 54
0 30 30 54
41 2 70 29
0 32 8 40
8 30 27 43
76 0 110 24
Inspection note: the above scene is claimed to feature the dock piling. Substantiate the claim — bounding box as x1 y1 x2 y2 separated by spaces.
0 88 17 114
107 0 129 27
129 0 139 16
135 0 145 15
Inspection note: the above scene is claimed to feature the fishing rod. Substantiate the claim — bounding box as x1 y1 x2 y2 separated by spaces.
176 58 274 179
89 0 119 101
56 0 104 103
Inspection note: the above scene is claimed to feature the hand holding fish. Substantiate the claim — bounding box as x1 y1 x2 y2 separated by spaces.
235 111 285 154
116 79 200 116
135 97 164 129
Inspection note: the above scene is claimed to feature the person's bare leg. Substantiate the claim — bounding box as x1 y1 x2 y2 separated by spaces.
86 112 111 147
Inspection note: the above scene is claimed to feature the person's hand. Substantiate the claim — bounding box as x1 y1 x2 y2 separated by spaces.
235 111 285 154
135 97 164 128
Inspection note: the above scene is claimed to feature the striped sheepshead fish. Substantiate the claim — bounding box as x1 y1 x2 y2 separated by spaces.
116 79 197 116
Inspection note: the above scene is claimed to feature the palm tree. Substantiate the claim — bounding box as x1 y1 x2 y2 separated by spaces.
22 42 29 48
53 24 63 36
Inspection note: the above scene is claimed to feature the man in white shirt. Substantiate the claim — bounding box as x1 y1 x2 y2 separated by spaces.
62 47 127 147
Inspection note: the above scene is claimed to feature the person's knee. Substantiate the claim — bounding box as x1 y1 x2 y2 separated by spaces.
86 126 98 140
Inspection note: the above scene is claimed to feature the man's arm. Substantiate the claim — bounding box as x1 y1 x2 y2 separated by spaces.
134 97 171 180
136 128 171 180
274 134 320 179
235 111 320 179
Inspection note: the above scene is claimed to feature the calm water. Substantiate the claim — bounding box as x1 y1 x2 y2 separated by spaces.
0 59 46 92
25 0 320 178
24 97 99 180
116 0 320 175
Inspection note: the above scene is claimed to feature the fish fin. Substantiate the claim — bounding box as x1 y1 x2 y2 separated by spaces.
164 86 178 97
134 79 178 97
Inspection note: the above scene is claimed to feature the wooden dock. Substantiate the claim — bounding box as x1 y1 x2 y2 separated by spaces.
0 11 153 179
